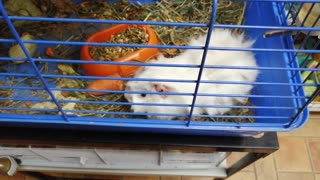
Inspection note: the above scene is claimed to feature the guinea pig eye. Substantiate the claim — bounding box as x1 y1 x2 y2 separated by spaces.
140 94 146 97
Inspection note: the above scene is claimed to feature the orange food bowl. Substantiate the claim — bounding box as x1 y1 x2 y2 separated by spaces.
80 24 159 77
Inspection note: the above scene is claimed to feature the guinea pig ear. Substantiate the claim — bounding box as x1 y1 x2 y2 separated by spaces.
152 83 172 98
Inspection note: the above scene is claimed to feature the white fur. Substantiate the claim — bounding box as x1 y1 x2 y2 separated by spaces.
125 29 259 120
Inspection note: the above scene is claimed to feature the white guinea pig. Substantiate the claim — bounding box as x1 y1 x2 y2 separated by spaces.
124 29 259 120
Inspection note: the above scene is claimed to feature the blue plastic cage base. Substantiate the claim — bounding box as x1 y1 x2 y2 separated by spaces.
0 0 314 137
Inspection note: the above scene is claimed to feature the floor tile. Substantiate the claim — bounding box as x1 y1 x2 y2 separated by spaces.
310 113 320 119
226 172 256 180
278 119 320 137
308 138 320 172
278 172 314 180
315 174 320 180
181 177 213 180
161 176 181 180
24 176 39 180
0 175 10 180
123 176 159 180
254 154 277 180
84 174 123 179
6 173 25 180
61 173 86 179
227 152 254 171
274 137 312 172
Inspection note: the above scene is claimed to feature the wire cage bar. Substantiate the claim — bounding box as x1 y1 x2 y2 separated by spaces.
0 0 319 136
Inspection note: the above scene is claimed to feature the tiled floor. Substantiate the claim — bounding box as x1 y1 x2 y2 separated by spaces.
2 113 320 180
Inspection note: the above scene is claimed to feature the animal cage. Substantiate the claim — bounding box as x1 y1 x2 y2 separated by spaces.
0 0 319 137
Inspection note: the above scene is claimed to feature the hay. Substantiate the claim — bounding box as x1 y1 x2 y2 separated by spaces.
76 0 246 57
89 26 149 61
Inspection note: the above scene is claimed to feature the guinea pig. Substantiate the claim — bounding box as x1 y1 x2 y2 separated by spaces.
124 28 259 120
